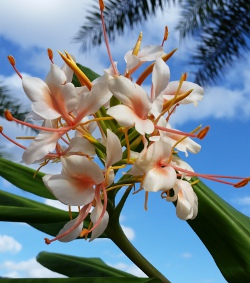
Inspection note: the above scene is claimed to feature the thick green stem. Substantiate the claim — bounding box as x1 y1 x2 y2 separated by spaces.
105 222 171 283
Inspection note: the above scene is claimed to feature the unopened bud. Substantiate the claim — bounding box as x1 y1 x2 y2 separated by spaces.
0 125 3 132
4 110 13 121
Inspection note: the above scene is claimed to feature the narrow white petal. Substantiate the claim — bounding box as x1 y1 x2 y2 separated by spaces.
105 129 122 168
22 77 50 102
152 58 170 99
66 137 96 156
107 105 136 127
90 204 109 242
45 64 67 90
22 131 62 164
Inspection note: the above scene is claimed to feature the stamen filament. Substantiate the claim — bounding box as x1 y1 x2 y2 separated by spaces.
5 111 72 132
99 3 119 76
155 125 197 138
8 55 22 79
0 128 27 150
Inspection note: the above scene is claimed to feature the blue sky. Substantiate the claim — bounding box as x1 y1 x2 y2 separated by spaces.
0 1 250 282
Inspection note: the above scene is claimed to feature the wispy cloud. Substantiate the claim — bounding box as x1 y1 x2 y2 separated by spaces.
0 235 22 253
108 262 146 277
0 258 65 278
180 252 192 259
234 196 250 205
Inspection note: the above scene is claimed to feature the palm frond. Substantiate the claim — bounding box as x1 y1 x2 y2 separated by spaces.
176 0 230 38
75 0 176 51
190 0 250 85
0 84 29 121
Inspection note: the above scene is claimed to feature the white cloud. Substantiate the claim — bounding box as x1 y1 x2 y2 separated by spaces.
0 258 66 278
0 235 22 254
109 262 146 277
235 196 250 205
180 252 192 259
170 83 250 127
121 225 135 241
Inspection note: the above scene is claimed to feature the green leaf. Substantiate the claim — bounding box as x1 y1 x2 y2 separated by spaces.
0 158 55 199
37 252 136 278
0 278 160 283
188 179 250 282
0 190 76 235
0 190 109 239
72 63 99 87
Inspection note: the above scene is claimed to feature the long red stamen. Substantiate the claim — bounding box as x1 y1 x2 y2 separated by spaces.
88 184 108 235
99 0 119 76
0 127 27 150
155 124 209 140
155 125 197 138
170 164 246 186
44 203 92 244
5 110 72 132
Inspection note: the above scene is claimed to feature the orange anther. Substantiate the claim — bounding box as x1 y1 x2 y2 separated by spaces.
79 228 89 238
164 26 168 41
0 125 3 132
99 0 104 11
234 178 250 188
44 238 51 245
4 110 13 121
197 126 210 139
8 55 16 66
47 48 53 62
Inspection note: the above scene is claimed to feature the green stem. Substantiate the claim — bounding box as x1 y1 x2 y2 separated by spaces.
105 222 171 283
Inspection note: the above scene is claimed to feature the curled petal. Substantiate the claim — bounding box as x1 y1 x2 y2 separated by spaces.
90 204 109 242
107 105 154 135
22 130 63 165
105 129 122 168
56 215 84 242
143 166 176 192
75 80 112 123
108 76 152 117
61 155 104 185
163 81 204 106
66 137 96 156
43 174 95 206
152 58 170 100
174 179 198 220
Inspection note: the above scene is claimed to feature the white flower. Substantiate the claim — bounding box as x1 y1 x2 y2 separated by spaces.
43 155 104 206
107 76 154 135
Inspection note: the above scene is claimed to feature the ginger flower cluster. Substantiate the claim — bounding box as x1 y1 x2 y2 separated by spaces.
1 0 249 245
